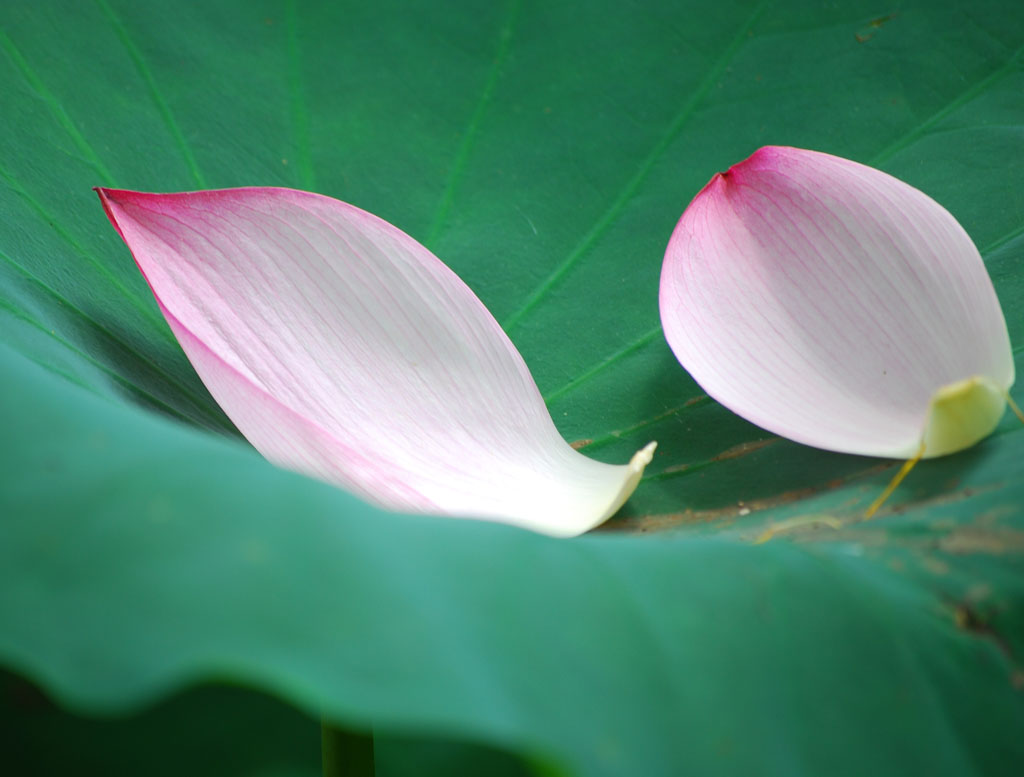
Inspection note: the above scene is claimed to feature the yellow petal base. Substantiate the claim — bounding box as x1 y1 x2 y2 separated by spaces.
922 376 1006 458
865 375 1009 518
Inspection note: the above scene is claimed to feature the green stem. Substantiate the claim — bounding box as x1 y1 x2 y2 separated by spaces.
321 716 375 777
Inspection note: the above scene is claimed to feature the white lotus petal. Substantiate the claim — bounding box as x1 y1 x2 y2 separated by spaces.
659 146 1014 458
98 186 654 537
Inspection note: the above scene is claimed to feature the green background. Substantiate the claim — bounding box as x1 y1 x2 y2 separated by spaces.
1 0 1022 775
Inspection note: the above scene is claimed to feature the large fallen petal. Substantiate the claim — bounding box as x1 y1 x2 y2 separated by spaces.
98 187 654 537
659 146 1014 459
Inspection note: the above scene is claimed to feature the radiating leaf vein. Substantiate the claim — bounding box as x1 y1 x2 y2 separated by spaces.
575 395 711 453
0 294 197 426
286 0 315 190
0 29 116 186
95 0 208 188
871 42 1024 167
0 162 170 332
0 243 231 431
424 0 521 248
981 222 1024 256
544 325 661 403
501 0 770 332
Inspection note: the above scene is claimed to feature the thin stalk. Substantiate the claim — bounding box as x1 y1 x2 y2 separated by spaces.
321 717 374 777
865 441 926 518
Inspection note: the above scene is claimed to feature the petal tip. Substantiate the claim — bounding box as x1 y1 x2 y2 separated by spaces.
95 187 123 237
94 186 125 202
630 440 657 472
589 441 657 532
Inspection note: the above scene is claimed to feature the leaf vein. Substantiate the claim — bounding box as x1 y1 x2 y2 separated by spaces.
0 163 169 327
425 0 521 248
0 228 229 431
501 0 769 331
544 326 661 404
981 223 1024 256
871 42 1024 167
286 0 315 189
0 294 197 426
95 0 208 188
575 395 711 453
0 29 116 186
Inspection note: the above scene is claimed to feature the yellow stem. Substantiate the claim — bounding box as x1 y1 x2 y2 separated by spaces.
1006 391 1024 425
864 440 926 519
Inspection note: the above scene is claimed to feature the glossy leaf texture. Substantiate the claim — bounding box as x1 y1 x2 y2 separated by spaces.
2 1 1024 776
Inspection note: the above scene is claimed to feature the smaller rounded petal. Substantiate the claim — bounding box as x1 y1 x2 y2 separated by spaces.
659 146 1014 458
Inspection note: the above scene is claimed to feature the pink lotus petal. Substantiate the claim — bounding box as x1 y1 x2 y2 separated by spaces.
98 187 654 537
659 146 1014 459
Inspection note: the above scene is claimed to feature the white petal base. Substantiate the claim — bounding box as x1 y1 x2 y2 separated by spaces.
922 376 1006 458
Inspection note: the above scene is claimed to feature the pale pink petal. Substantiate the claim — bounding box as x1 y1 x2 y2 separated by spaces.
98 187 654 537
659 146 1014 458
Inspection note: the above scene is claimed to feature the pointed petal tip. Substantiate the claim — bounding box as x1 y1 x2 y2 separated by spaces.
631 441 657 471
582 441 657 535
95 187 162 207
692 170 729 202
691 145 792 201
94 186 127 201
95 186 152 213
95 187 154 244
721 145 822 179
